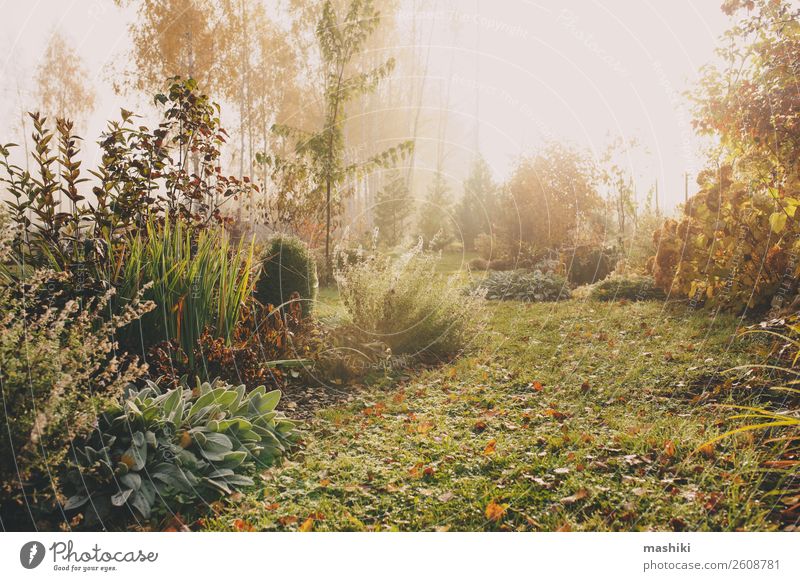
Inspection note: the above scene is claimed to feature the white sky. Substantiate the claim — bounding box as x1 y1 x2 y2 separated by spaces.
418 0 734 209
0 0 740 210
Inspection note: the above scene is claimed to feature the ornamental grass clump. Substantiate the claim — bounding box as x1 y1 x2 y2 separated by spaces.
119 216 255 367
587 274 665 302
335 242 484 359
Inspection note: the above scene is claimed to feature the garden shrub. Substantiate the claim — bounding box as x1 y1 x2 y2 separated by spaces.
0 271 151 530
587 274 665 302
63 377 297 528
255 235 318 318
488 258 516 271
469 257 489 271
470 270 570 302
335 242 485 359
563 244 615 286
0 79 255 292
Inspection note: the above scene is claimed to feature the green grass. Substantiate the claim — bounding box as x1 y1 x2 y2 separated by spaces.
202 298 782 532
314 284 344 321
435 250 478 275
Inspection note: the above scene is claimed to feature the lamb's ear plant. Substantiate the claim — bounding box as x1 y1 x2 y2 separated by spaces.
64 377 297 527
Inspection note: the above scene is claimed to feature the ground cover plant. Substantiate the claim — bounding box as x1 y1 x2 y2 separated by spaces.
470 269 571 302
64 377 297 528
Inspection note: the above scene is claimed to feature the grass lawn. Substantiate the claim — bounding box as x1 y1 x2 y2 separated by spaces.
203 297 783 532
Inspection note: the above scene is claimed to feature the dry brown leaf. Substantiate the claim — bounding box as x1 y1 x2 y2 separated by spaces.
560 488 589 505
483 439 497 455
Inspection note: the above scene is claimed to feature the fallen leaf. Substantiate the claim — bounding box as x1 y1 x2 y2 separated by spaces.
560 488 589 505
544 408 568 420
531 381 544 392
485 500 507 521
664 440 676 457
299 517 314 532
698 442 715 458
438 491 455 503
556 522 572 532
233 519 254 532
483 439 497 456
319 478 331 487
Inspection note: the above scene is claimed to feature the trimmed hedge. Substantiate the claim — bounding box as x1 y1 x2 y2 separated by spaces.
255 236 318 317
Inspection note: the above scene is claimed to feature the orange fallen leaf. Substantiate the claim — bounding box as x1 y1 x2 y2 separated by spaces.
531 381 543 392
483 439 497 456
233 518 254 531
299 517 314 532
544 408 568 420
698 442 715 458
278 515 298 526
485 500 507 521
319 478 331 487
473 420 487 432
556 522 572 532
664 440 676 457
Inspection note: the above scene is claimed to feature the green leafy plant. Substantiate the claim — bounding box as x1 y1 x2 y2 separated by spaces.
64 377 297 527
586 274 665 302
0 79 254 291
335 242 484 359
254 235 318 318
470 270 570 302
119 216 254 368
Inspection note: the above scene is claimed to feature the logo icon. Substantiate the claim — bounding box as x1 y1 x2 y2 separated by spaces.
20 541 46 569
